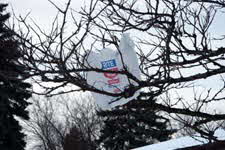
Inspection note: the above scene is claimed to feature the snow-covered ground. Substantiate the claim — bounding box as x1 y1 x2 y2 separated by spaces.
133 128 225 150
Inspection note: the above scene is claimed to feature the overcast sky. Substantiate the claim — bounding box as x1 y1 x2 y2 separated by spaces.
8 0 225 47
7 0 83 29
7 0 225 112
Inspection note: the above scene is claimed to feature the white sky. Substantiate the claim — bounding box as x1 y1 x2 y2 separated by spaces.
7 0 225 110
8 0 83 14
7 0 83 29
7 0 225 44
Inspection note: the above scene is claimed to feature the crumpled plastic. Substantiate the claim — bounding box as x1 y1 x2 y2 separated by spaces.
86 33 141 110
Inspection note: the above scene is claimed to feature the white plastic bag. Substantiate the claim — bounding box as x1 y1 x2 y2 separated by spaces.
86 33 141 110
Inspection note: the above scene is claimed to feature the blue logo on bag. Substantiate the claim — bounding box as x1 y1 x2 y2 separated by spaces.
101 59 116 69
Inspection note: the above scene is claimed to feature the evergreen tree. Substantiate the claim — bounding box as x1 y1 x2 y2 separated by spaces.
97 99 175 150
0 4 31 150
